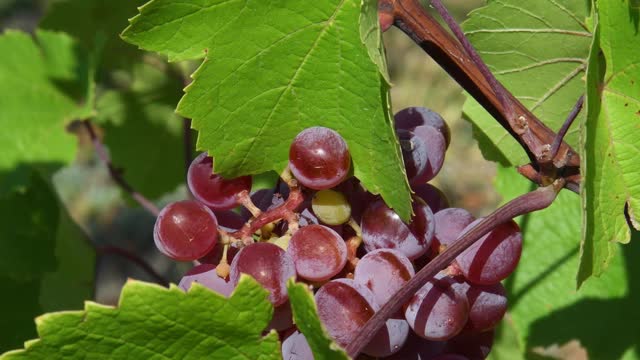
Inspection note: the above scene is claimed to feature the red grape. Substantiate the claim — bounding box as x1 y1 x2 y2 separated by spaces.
281 331 313 360
432 208 475 253
289 127 351 190
187 152 252 210
287 224 347 282
413 183 450 213
404 274 469 341
229 242 296 306
153 200 219 261
394 106 451 148
354 249 415 305
450 278 507 333
178 264 235 297
455 219 522 285
361 197 435 260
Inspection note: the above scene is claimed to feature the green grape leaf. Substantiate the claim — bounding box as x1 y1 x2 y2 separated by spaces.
495 166 639 359
121 0 412 220
0 30 93 177
462 0 591 165
287 280 349 360
578 0 640 285
0 169 95 352
2 276 280 360
40 0 146 71
95 61 186 199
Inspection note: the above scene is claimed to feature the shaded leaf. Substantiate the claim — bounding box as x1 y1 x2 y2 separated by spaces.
462 0 591 165
495 165 639 359
0 169 95 352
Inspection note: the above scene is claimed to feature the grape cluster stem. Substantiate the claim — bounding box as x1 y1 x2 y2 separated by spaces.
346 179 565 357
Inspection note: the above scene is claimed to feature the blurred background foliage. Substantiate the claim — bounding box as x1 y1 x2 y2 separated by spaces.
0 0 524 357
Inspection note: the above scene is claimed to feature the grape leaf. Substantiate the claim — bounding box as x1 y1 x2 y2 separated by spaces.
40 0 146 71
121 0 412 220
95 61 187 199
495 165 639 359
1 276 280 360
0 30 93 178
287 280 349 360
578 0 640 285
462 0 591 165
0 169 95 353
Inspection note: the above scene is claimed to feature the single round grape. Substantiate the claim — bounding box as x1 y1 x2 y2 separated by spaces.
386 332 447 360
444 330 494 359
311 189 351 225
404 274 469 341
187 152 252 210
315 279 376 348
229 242 296 306
266 300 294 332
410 125 446 183
289 127 351 190
178 264 235 297
153 200 219 261
354 249 415 305
455 219 522 285
451 280 507 333
315 279 407 355
287 224 347 282
432 208 475 253
361 197 435 260
281 331 313 360
413 183 450 213
394 106 451 148
363 316 410 357
397 128 431 185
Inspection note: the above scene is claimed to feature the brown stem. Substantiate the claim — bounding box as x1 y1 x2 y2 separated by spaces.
83 120 161 216
230 182 304 240
550 95 584 160
97 245 169 286
345 180 563 357
385 0 580 190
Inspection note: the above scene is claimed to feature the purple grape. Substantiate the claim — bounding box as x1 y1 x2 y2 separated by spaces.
213 210 246 232
353 249 415 305
432 208 475 253
289 127 351 190
287 224 347 282
230 242 296 306
455 219 522 285
187 152 252 211
239 188 276 220
282 331 313 360
315 279 407 355
451 279 507 333
444 330 494 359
397 125 446 184
413 183 450 213
386 332 447 360
394 106 451 148
267 300 294 332
178 264 235 297
153 200 219 261
315 279 376 348
404 274 469 341
361 197 435 260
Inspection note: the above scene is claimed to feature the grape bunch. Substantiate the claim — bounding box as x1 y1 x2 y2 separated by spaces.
153 107 522 359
